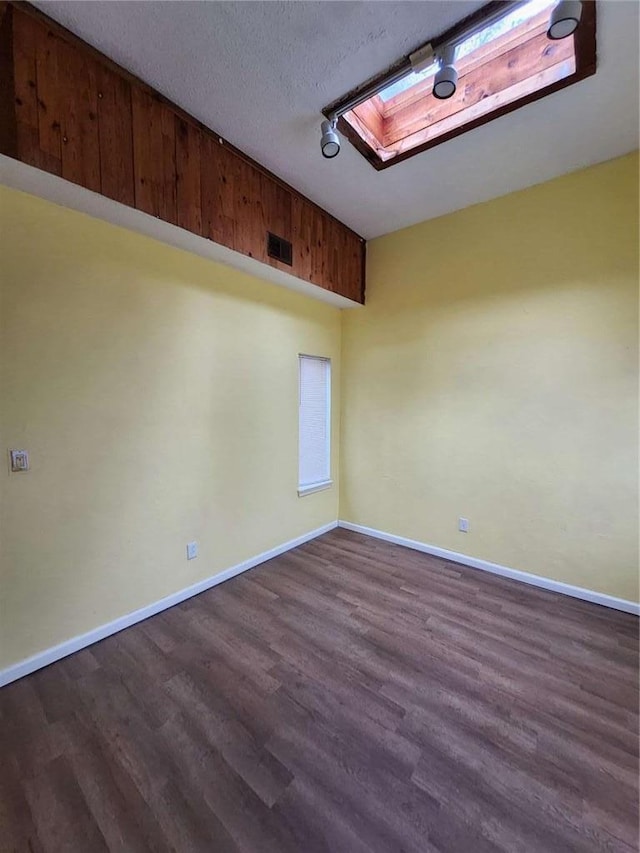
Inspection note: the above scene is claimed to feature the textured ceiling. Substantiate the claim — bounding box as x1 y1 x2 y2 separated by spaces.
34 1 640 239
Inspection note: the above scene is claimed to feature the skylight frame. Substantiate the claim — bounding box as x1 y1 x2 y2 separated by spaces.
323 0 597 171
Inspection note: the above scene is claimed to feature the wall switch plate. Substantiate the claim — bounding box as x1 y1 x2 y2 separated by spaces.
186 541 198 560
458 517 469 533
9 449 29 472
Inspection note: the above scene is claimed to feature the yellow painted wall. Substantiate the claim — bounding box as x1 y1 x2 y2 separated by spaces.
341 152 639 602
1 153 637 672
0 185 341 669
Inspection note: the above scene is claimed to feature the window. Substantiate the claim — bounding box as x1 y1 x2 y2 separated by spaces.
298 355 332 496
326 0 596 170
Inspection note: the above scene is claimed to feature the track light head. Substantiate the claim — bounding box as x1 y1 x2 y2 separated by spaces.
432 47 458 100
320 119 340 159
547 0 582 39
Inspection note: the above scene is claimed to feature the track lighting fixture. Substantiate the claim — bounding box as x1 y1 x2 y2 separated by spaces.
547 0 582 39
320 0 591 162
432 46 458 100
320 119 340 159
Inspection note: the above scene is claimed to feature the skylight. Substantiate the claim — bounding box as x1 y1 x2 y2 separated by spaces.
378 66 437 103
456 0 555 62
325 0 596 170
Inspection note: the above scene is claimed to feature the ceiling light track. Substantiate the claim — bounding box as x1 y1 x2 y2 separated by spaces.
320 0 584 160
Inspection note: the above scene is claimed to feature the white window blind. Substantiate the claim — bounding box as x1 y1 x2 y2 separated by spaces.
298 355 332 496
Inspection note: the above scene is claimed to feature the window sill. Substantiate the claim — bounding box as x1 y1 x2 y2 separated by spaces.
298 480 333 497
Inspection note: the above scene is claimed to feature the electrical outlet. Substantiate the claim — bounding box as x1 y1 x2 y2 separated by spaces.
9 449 29 472
458 517 469 533
186 541 198 560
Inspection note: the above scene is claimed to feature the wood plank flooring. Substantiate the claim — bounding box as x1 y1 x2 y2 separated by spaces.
1 528 638 852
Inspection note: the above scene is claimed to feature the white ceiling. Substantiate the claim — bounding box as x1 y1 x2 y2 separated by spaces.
35 1 639 239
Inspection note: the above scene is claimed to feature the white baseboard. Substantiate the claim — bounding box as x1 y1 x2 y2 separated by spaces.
3 517 636 688
0 521 338 689
338 520 640 616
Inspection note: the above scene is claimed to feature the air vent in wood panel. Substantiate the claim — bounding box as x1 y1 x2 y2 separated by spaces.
267 232 293 266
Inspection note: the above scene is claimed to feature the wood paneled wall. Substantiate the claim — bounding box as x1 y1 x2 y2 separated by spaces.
0 3 365 303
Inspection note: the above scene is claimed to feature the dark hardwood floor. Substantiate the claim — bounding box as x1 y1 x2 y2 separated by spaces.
1 528 638 852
